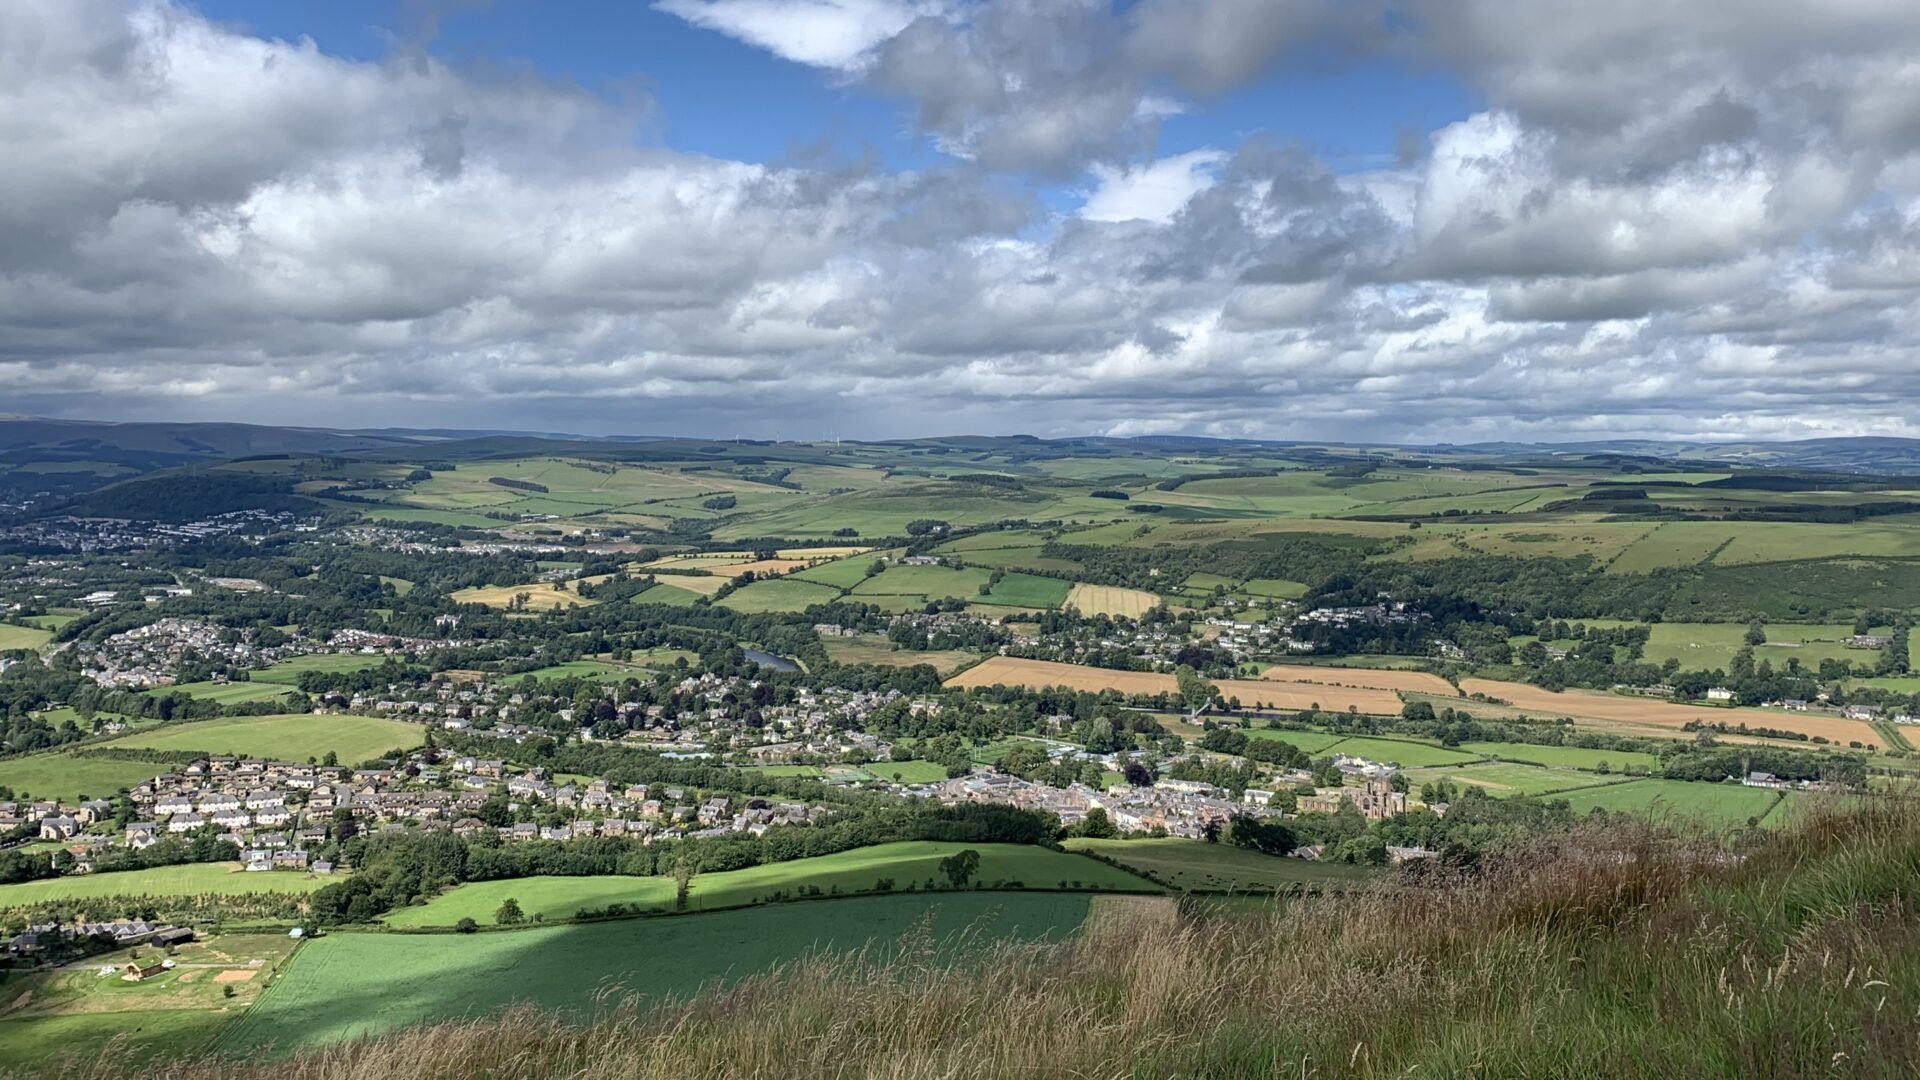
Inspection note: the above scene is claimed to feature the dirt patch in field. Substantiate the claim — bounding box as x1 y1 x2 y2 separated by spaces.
946 658 1402 715
1259 664 1456 696
212 969 257 984
1460 678 1881 746
176 970 199 983
8 990 30 1011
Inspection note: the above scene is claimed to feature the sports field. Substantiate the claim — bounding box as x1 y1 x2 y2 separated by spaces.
0 751 165 802
0 863 336 907
0 933 299 1069
222 892 1100 1055
97 713 424 763
1063 838 1376 893
1063 583 1161 617
1311 735 1480 768
1402 763 1628 797
147 680 294 705
253 654 390 684
386 842 1155 927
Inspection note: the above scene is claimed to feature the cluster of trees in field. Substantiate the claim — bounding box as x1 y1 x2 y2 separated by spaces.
306 802 1060 924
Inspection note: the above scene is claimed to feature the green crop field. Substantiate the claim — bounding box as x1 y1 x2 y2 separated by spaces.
0 863 337 907
253 654 391 684
0 623 53 650
0 752 165 801
716 577 843 613
386 842 1155 928
222 892 1101 1055
1063 838 1377 893
147 680 295 705
1548 778 1788 824
98 714 424 763
1403 763 1629 797
1458 742 1663 771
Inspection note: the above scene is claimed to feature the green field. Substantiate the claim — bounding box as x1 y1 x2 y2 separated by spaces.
97 714 424 763
253 653 391 684
386 842 1156 927
1241 728 1353 755
850 563 996 601
0 863 337 907
857 759 951 784
0 623 53 650
789 556 879 589
980 571 1072 607
630 581 704 606
1242 578 1309 599
1314 736 1481 767
147 680 294 705
0 751 164 801
1063 838 1377 892
1640 622 1871 673
1548 778 1788 824
1458 741 1663 771
223 892 1102 1054
715 577 843 613
1404 763 1629 797
516 659 661 681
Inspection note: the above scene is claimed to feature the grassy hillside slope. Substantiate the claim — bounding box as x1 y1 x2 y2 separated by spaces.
21 798 1920 1079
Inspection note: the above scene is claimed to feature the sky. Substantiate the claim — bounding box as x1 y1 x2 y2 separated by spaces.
4 1 1920 443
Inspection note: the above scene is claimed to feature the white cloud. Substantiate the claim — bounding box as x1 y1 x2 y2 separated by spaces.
8 0 1920 444
1079 150 1227 223
652 0 950 69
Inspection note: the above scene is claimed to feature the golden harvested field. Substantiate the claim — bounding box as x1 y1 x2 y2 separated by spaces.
777 546 871 559
704 559 812 577
449 584 596 610
1460 678 1882 746
1259 664 1456 696
1064 584 1162 618
946 658 1402 714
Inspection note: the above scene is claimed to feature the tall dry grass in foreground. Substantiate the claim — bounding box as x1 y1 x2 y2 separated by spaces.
32 799 1920 1079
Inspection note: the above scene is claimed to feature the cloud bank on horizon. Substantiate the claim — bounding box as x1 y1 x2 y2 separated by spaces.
4 0 1920 442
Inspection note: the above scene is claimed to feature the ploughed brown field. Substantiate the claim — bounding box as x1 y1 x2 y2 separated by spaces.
1459 679 1881 747
1258 664 1455 696
946 657 1404 715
